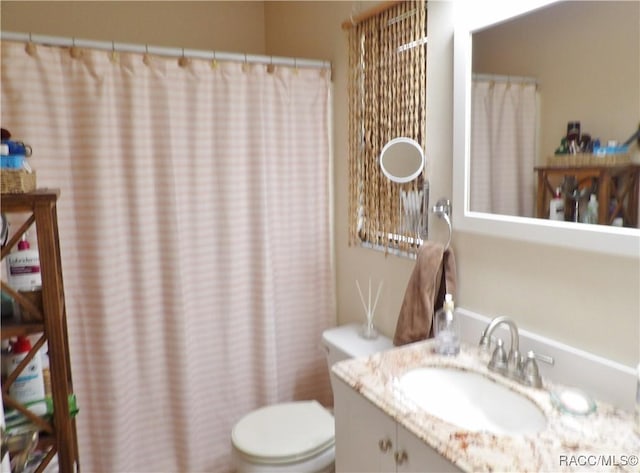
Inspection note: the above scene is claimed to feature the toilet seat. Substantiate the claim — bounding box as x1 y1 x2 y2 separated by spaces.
232 400 334 466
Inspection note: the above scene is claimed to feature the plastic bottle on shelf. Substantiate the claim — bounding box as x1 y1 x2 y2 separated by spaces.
434 294 460 356
549 187 564 220
6 234 41 292
7 336 46 405
583 194 599 224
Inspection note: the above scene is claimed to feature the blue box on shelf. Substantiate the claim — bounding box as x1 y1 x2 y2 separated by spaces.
0 154 26 169
593 145 630 156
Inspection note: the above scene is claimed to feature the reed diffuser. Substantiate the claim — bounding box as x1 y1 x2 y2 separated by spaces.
355 277 383 339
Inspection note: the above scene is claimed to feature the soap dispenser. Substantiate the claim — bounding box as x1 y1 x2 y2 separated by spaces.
434 294 460 356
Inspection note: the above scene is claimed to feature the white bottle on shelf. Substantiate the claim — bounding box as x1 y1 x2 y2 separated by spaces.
7 336 46 405
549 187 564 220
583 194 599 224
6 235 41 292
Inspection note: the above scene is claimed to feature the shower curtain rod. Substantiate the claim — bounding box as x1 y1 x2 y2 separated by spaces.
1 31 331 70
473 73 538 85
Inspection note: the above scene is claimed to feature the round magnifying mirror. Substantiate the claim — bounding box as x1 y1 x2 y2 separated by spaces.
379 137 425 183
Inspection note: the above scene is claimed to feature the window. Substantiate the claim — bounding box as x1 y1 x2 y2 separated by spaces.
347 0 427 256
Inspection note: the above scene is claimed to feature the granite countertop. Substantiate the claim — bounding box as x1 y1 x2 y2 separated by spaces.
332 339 640 472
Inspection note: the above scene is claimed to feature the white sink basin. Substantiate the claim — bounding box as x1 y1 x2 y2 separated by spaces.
397 367 547 435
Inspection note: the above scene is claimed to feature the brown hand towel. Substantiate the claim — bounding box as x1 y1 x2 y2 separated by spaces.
393 241 457 346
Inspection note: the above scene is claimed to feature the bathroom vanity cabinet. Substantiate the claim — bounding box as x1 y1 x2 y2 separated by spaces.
333 338 640 472
1 190 79 473
333 377 460 473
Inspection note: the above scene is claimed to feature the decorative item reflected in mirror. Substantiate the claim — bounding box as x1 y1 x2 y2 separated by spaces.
452 0 640 257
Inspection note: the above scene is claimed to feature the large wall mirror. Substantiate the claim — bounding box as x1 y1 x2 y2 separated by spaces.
452 0 640 257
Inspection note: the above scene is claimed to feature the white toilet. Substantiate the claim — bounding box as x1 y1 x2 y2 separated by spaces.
231 323 393 473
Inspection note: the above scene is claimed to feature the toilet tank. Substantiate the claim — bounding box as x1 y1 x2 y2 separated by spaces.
321 323 393 368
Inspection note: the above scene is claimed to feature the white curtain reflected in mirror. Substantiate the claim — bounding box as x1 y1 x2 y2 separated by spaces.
470 77 537 217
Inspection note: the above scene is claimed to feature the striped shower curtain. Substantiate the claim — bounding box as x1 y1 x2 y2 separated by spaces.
470 79 538 217
1 40 334 472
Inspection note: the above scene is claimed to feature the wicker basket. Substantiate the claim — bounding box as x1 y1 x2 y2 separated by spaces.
0 169 36 193
546 153 631 167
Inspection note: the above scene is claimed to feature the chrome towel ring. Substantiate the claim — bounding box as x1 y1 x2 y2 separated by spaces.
431 198 452 251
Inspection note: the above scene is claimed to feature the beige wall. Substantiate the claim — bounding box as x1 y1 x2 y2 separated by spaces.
2 1 638 366
1 1 266 53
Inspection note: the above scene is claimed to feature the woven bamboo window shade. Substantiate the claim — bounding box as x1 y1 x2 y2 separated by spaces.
347 0 427 255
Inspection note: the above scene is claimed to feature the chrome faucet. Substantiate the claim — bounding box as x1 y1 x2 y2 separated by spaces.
479 316 522 379
479 316 553 388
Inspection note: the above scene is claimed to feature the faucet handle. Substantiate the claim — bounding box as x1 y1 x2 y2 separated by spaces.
530 351 554 366
522 350 546 388
488 339 508 374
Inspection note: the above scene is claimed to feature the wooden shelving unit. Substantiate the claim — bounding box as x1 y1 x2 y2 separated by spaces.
1 189 79 473
535 163 640 226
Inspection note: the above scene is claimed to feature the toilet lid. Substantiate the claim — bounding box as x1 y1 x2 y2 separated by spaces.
232 401 335 465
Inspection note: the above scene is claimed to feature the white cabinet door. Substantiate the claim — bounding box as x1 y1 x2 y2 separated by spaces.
395 423 462 473
334 378 396 472
334 377 463 473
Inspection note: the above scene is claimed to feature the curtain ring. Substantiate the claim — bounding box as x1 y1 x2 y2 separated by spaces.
294 57 299 75
25 32 37 56
70 37 82 59
267 56 275 74
210 51 218 69
143 44 151 66
178 47 190 67
110 41 118 63
242 53 250 73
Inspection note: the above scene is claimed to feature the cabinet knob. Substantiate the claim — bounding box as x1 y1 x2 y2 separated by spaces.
378 438 392 452
394 450 408 465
